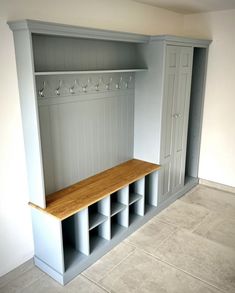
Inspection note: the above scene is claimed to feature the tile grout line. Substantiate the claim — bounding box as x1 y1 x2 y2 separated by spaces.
83 247 136 285
82 274 111 293
155 208 235 253
142 250 227 293
190 210 213 233
85 240 227 293
98 249 136 282
154 199 214 233
151 217 181 229
126 226 177 252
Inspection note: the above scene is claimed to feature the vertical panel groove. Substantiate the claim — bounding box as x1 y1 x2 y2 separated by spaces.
38 78 135 194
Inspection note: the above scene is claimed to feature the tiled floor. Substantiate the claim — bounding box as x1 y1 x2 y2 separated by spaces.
1 185 235 293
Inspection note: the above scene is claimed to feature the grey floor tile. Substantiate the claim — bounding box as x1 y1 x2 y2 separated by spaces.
66 275 107 292
181 185 235 219
99 249 221 293
83 242 135 282
20 274 64 293
126 219 176 254
21 273 107 293
0 266 44 293
0 259 34 289
193 212 235 250
155 200 210 230
154 229 235 293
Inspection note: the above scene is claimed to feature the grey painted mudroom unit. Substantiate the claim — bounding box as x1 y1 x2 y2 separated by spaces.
8 20 211 285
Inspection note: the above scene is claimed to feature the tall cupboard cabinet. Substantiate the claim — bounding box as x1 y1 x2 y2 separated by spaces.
8 20 211 285
135 36 210 204
161 46 193 200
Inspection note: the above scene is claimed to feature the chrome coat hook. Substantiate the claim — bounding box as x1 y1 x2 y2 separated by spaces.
125 75 133 89
69 79 78 94
116 76 123 89
55 80 62 96
105 77 113 90
38 81 46 97
94 77 102 91
82 78 91 93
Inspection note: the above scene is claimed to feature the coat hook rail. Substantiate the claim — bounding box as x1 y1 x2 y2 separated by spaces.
37 73 134 98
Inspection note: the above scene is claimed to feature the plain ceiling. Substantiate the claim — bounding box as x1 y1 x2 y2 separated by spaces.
133 0 235 14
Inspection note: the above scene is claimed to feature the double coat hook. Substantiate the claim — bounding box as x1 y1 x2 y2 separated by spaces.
55 80 62 96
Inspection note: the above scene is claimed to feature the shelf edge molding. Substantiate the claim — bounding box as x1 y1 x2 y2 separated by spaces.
34 69 148 76
7 19 150 43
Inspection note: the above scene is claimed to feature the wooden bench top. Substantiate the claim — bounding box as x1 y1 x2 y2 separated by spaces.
29 159 160 220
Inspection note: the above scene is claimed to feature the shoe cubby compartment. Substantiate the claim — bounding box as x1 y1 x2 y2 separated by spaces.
110 191 127 217
62 211 89 270
89 201 108 231
110 187 128 238
129 177 145 225
89 197 110 252
144 171 158 213
89 223 109 254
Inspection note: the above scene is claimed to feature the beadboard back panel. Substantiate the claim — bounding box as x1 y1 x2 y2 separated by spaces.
33 34 145 72
37 73 134 195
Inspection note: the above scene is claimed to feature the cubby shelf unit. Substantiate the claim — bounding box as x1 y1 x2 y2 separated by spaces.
30 159 160 285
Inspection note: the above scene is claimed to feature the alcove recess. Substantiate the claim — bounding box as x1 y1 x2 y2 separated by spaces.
32 32 148 199
32 34 147 73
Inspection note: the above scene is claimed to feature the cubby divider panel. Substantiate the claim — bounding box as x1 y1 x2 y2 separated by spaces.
129 177 145 216
145 171 158 209
62 208 90 257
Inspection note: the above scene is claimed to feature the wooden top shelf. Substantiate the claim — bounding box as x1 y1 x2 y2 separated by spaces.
34 69 148 76
29 159 160 220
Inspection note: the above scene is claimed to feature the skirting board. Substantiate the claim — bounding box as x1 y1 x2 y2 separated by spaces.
199 178 235 194
34 178 198 285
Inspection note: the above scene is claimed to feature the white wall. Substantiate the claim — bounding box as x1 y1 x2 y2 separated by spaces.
0 0 184 35
0 0 184 277
0 19 34 276
184 9 235 188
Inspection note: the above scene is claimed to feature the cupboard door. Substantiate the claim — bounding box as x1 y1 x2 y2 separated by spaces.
171 47 193 193
161 46 180 162
158 161 172 203
159 45 193 203
159 46 180 202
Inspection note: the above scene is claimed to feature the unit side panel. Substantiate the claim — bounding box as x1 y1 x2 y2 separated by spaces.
31 209 64 274
12 30 46 208
134 42 165 163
